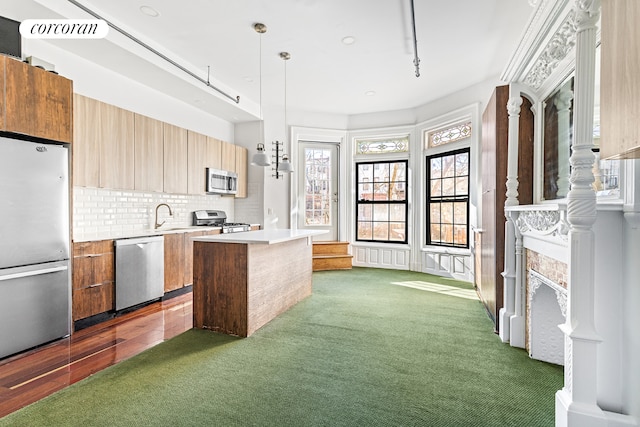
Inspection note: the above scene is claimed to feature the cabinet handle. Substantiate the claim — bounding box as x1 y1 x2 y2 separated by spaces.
88 283 102 288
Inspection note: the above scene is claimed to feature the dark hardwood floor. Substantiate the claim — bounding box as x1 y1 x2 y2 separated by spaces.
0 293 193 419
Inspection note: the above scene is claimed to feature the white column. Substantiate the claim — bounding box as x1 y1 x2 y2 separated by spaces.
510 212 526 348
499 216 515 342
505 96 523 207
499 96 523 343
555 88 574 198
622 160 640 420
555 1 606 426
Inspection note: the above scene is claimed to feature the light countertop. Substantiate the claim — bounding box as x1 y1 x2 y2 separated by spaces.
74 225 225 243
192 229 328 245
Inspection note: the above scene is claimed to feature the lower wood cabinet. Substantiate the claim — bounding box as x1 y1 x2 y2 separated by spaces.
73 231 224 321
72 240 115 321
183 230 221 287
165 230 222 293
164 233 185 293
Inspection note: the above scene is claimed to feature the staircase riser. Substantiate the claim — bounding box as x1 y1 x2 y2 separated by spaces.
313 257 353 271
313 243 350 256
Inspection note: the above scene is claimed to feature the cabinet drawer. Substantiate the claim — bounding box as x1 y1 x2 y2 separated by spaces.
74 240 114 257
72 251 114 290
72 281 114 321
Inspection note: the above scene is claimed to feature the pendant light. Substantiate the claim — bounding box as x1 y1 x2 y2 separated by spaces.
278 51 294 173
251 23 271 167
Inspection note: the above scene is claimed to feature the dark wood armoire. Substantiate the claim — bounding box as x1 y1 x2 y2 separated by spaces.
477 85 533 331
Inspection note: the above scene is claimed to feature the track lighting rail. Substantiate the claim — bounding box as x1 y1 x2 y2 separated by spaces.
67 0 241 103
410 0 420 77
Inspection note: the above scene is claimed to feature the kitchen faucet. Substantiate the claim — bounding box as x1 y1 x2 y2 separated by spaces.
154 203 173 229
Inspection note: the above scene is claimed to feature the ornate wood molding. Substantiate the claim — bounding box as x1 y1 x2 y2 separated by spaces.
523 11 577 90
529 269 567 318
515 208 569 240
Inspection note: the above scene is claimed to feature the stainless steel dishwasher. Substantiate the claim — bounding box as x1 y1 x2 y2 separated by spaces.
114 236 164 311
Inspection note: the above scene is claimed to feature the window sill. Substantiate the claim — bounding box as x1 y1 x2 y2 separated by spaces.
422 246 471 256
352 241 410 250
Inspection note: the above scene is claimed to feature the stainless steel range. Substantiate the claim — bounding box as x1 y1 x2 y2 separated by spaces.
192 210 251 233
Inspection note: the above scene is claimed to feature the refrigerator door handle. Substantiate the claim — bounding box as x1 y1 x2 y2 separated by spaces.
0 265 68 282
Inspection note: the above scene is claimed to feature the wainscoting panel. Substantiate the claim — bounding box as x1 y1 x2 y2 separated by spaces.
352 245 410 270
421 250 472 282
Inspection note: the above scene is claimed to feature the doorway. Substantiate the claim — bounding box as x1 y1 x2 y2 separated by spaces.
297 142 340 241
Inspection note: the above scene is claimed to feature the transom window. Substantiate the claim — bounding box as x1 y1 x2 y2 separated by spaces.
355 135 409 155
426 122 472 148
426 148 469 248
356 160 408 243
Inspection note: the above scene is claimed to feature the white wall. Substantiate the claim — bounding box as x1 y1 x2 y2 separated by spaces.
233 121 265 226
265 78 499 279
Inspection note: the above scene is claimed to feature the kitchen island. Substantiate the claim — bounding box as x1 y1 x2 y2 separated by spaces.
192 229 327 337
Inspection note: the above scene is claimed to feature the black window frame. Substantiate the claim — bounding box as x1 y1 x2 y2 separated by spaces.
355 159 408 244
426 148 470 249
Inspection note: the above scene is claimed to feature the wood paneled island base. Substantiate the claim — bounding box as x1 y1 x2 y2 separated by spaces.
192 230 325 337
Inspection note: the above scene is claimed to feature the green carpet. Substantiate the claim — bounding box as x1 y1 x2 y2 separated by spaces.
0 268 563 426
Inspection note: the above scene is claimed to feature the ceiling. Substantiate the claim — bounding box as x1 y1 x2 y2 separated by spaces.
4 0 536 122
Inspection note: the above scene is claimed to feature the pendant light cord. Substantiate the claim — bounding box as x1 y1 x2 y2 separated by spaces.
284 55 287 145
259 30 264 143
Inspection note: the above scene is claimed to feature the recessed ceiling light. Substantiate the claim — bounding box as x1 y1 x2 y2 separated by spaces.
140 5 160 17
341 36 356 45
365 90 376 96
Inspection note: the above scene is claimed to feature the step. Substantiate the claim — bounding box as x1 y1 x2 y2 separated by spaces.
312 254 353 271
312 241 350 256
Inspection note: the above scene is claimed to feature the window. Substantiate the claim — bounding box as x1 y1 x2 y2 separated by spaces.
426 148 469 248
356 160 408 243
304 147 332 225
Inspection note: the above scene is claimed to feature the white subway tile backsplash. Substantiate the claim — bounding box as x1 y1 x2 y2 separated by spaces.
73 187 234 241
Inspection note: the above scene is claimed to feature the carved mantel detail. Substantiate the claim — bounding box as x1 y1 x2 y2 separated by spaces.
529 270 568 318
524 11 577 90
528 269 567 366
515 208 569 240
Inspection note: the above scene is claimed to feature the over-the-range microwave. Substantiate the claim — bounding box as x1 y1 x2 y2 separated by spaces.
206 168 237 195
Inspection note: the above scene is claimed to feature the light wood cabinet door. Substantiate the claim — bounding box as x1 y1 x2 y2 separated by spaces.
72 240 115 321
4 57 73 143
0 56 5 131
164 233 185 293
187 130 208 194
601 0 640 159
100 103 135 189
73 94 101 187
134 114 164 192
163 123 188 194
207 136 222 170
220 140 236 172
235 145 248 198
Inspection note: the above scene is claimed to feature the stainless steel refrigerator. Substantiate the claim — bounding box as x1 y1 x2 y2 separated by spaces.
0 135 71 359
